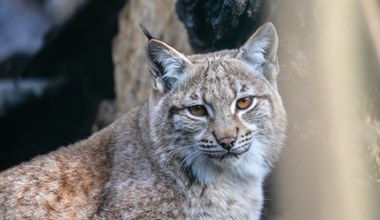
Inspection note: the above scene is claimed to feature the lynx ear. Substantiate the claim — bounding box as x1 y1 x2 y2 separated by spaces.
146 39 191 93
236 22 279 83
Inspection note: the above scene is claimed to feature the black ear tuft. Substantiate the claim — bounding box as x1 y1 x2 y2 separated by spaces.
140 24 154 41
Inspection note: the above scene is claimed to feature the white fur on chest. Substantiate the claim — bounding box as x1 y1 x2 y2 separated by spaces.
183 176 264 220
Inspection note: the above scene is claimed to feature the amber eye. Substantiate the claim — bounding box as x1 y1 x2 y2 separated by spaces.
236 97 253 110
188 105 207 117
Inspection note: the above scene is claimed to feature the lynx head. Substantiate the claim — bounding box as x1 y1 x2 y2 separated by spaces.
145 23 286 184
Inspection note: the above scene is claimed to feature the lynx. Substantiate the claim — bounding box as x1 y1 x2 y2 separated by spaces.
0 23 286 219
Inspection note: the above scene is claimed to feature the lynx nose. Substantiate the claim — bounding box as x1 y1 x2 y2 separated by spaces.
218 137 236 150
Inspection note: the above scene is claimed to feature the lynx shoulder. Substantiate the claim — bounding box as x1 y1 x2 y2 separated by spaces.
0 23 286 220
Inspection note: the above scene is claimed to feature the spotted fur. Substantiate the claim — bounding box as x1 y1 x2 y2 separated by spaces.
0 23 286 220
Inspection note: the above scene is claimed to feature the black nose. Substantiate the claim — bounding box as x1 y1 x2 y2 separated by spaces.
218 137 236 150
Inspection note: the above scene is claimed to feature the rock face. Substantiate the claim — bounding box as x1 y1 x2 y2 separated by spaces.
176 0 265 52
113 0 191 115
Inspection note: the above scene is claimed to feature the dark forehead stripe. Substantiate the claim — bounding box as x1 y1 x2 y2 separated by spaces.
202 62 210 78
240 84 247 93
190 93 199 100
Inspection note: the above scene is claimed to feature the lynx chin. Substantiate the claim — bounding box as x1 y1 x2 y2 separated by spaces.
0 22 286 219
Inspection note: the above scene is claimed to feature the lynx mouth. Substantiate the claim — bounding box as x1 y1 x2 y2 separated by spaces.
219 152 239 161
205 147 250 161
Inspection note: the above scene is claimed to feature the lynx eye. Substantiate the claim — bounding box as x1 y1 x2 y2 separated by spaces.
236 96 254 110
188 105 207 117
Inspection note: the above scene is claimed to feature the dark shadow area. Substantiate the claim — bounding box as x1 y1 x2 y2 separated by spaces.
0 0 127 171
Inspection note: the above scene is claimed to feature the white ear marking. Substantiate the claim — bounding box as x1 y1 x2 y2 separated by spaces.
236 22 279 83
146 39 192 93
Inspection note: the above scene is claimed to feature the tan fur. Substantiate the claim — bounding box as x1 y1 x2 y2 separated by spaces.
0 23 286 219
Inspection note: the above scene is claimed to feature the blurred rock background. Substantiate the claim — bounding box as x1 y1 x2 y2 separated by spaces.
113 0 191 116
0 0 379 219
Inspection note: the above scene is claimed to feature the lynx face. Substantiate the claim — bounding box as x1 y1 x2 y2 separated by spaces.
146 23 286 184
